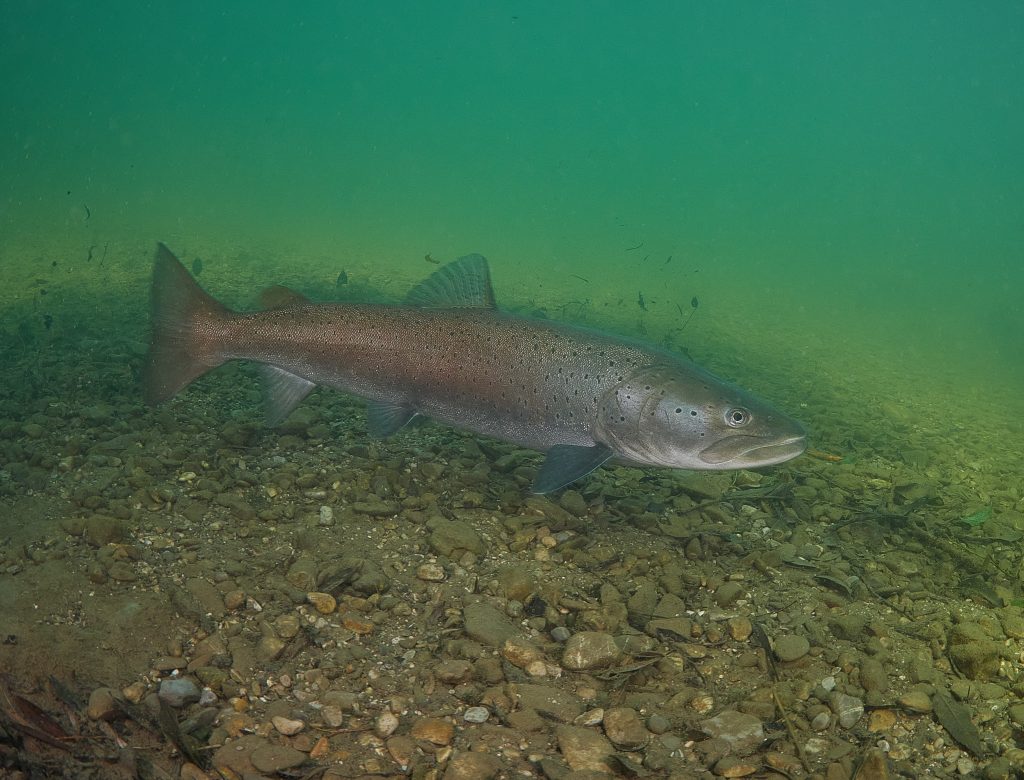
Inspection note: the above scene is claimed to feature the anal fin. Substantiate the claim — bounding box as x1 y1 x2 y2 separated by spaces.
532 443 614 494
262 366 316 426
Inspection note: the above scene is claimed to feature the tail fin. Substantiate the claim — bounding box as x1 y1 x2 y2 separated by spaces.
143 242 233 405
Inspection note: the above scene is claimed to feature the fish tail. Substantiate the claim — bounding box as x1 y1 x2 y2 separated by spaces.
143 242 233 405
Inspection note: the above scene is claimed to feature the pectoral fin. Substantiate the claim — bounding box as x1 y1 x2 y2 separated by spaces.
367 401 417 437
532 443 614 494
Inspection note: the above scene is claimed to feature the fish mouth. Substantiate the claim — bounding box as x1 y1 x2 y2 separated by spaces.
698 433 807 468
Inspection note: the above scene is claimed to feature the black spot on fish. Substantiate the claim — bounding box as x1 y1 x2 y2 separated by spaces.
691 296 699 309
42 314 53 330
336 270 348 287
637 291 647 311
192 257 203 276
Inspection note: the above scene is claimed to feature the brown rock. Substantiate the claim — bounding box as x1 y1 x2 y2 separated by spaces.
867 709 897 732
602 707 647 749
306 591 337 614
561 631 621 670
340 612 374 634
444 751 502 779
554 724 614 772
387 735 417 768
714 755 759 777
854 748 892 779
223 589 245 610
86 687 120 721
502 636 544 669
411 717 454 745
435 660 473 684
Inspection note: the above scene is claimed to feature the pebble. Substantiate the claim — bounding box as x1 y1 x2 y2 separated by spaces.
575 708 604 726
321 705 344 728
444 751 502 780
551 626 571 642
340 612 374 634
426 517 484 557
306 591 337 614
271 715 304 735
310 736 330 759
158 678 201 708
223 589 245 610
860 657 889 693
435 659 473 684
463 706 489 723
84 515 126 547
410 717 454 745
899 690 933 714
868 708 897 732
773 634 810 662
107 561 137 582
375 712 400 738
713 756 759 777
256 636 286 662
387 735 416 767
714 581 744 606
87 687 119 721
727 616 753 641
555 724 615 773
700 710 765 751
416 562 446 581
285 558 318 591
829 691 865 728
602 706 647 749
122 681 147 704
810 711 831 730
647 713 671 734
561 631 621 670
513 684 584 723
463 602 519 647
525 660 548 677
274 613 301 638
502 636 544 669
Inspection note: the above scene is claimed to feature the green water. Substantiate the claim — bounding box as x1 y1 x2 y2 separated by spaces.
2 2 1022 426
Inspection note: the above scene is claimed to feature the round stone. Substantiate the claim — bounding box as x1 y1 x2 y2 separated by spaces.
463 706 489 723
773 634 810 662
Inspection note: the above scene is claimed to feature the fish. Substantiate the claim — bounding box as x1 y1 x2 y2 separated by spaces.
144 244 806 493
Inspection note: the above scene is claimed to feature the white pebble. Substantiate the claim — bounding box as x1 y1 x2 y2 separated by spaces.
271 716 304 735
375 712 400 738
463 706 489 723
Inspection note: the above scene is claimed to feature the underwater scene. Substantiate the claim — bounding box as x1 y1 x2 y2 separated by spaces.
1 2 1022 778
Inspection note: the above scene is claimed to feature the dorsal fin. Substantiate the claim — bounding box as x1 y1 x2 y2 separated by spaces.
261 285 311 310
404 253 496 309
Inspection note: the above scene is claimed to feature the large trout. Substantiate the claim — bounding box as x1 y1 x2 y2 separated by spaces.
144 244 805 492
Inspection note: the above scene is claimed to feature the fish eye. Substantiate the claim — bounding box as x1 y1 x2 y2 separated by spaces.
725 407 751 427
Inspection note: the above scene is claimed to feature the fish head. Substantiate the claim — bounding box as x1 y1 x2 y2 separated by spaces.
594 363 806 470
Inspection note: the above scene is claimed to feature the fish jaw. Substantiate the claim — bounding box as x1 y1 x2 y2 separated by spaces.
696 430 807 468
